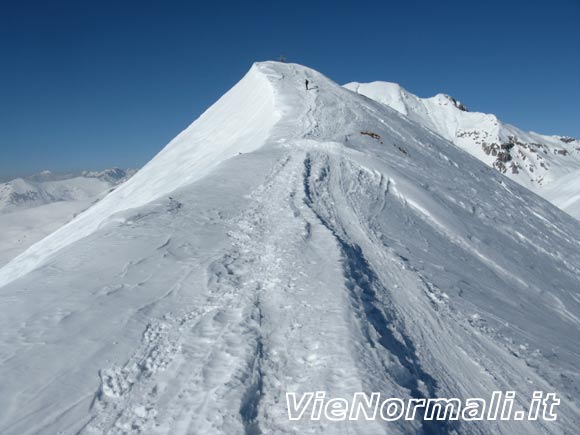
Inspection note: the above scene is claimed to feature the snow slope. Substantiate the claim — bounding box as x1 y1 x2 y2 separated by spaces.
0 66 278 287
0 169 134 267
1 62 580 434
542 169 580 220
0 200 93 268
344 81 580 209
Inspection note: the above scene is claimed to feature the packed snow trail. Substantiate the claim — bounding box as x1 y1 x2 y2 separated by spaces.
1 62 580 434
83 153 392 435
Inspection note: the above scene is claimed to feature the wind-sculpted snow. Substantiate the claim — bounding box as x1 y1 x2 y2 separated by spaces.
0 66 280 288
1 62 580 434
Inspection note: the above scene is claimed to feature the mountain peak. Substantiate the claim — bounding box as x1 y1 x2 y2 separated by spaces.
432 93 469 111
346 79 580 194
2 62 580 434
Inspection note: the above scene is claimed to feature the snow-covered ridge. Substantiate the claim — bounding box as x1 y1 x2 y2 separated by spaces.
1 62 580 433
344 81 580 196
0 64 281 287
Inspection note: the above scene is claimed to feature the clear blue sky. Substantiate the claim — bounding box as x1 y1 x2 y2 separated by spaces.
1 0 579 179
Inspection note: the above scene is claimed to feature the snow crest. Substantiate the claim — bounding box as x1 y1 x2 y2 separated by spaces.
0 64 281 287
1 62 580 434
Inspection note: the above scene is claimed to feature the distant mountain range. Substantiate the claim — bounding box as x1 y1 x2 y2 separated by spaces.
0 168 135 267
0 167 136 213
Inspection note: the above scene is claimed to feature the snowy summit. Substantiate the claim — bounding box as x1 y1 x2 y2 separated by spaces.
0 62 580 434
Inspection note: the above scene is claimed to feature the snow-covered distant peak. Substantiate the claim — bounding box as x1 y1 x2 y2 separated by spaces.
346 82 411 114
431 93 468 112
81 167 137 183
345 82 468 116
344 81 580 193
0 168 135 213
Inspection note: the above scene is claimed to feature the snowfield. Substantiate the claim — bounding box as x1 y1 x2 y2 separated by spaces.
0 168 134 213
0 169 134 267
542 169 580 220
1 62 580 434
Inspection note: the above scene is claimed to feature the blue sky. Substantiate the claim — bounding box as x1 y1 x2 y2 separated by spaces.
1 0 579 179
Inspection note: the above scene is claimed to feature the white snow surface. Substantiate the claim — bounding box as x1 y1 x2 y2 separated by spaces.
0 200 92 268
0 168 133 213
542 169 580 220
344 81 580 215
0 169 134 267
1 62 580 434
0 66 278 287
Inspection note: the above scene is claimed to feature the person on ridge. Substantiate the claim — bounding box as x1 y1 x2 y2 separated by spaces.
305 79 309 90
